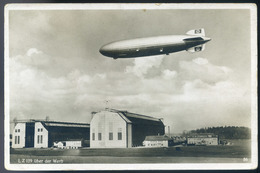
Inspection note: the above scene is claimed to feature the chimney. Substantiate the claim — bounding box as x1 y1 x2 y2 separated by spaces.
168 126 171 136
13 117 17 126
91 112 97 120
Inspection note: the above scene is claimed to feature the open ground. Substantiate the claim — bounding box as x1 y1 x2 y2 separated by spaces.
10 139 251 163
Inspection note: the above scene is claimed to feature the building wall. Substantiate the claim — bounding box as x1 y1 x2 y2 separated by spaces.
47 126 89 147
143 140 168 147
187 137 218 145
131 123 165 147
127 124 132 148
90 111 128 148
34 122 48 148
66 141 82 148
12 123 26 148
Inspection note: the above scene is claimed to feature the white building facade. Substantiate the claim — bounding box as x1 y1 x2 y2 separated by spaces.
12 123 26 148
34 122 48 148
90 109 165 148
90 111 132 148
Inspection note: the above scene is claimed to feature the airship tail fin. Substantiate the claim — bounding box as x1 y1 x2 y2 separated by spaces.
186 44 205 53
186 28 205 37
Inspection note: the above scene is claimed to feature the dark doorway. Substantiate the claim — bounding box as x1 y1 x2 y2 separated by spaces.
25 122 35 147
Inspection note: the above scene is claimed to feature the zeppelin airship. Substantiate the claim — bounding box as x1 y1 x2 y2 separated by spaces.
99 28 211 59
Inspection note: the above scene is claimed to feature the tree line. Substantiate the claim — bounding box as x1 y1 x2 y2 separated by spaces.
183 126 251 139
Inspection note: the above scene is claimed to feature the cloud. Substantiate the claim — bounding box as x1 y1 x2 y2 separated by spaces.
8 48 250 132
192 57 208 65
12 48 54 70
162 69 177 80
125 55 164 78
179 57 233 84
26 48 42 57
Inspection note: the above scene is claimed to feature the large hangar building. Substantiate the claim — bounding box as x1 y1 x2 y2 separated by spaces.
90 109 165 148
12 120 90 148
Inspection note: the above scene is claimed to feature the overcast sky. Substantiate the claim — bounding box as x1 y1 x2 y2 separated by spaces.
8 6 253 133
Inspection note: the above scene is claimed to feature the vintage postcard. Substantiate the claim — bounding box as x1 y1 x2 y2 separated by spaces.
4 3 257 171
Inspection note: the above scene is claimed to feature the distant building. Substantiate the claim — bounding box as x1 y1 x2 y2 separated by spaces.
53 141 65 148
143 135 173 147
172 136 186 144
90 109 165 148
53 140 82 149
12 120 90 148
187 133 219 146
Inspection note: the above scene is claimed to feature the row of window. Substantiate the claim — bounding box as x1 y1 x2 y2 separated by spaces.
15 128 43 133
15 128 44 133
147 143 164 147
14 135 43 145
109 132 122 140
37 128 43 132
92 132 122 141
37 135 43 144
14 136 20 144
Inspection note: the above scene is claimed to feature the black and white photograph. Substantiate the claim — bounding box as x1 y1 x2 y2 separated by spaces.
4 3 257 171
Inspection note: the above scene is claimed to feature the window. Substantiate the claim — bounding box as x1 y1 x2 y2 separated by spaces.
109 123 113 140
98 133 102 141
17 136 20 144
109 133 113 140
118 132 122 140
15 129 17 133
118 128 122 140
18 129 20 132
37 135 43 144
37 135 40 144
92 133 95 141
15 136 17 144
41 128 43 132
38 128 40 132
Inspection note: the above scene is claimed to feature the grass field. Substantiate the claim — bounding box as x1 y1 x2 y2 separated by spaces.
10 139 251 164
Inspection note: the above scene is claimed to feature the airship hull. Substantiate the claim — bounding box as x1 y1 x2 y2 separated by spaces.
99 29 211 59
102 41 187 58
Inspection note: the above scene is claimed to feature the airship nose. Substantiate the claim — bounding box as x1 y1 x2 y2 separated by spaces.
99 47 105 55
99 44 115 57
99 45 109 55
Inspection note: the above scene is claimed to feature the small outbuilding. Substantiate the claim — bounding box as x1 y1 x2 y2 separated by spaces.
53 140 82 149
53 141 65 148
143 135 174 147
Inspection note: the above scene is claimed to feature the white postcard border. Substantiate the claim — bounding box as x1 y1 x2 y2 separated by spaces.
4 3 258 171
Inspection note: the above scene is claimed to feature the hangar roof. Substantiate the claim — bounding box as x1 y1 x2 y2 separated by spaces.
34 120 90 128
187 133 218 138
104 109 164 125
144 135 172 141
